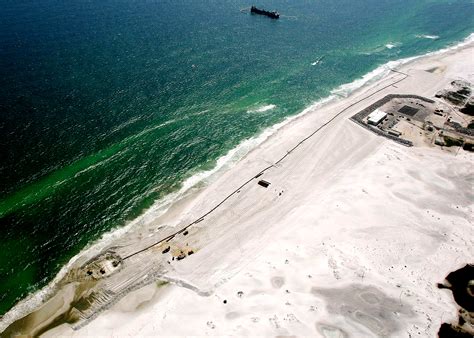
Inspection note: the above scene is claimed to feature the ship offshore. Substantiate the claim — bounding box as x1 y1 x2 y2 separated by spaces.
250 6 280 19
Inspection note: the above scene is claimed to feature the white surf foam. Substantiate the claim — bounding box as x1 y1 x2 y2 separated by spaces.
385 42 402 50
0 101 316 332
330 57 414 98
311 56 325 66
107 116 143 136
2 31 474 333
361 42 401 55
247 104 276 113
333 32 474 98
416 34 440 40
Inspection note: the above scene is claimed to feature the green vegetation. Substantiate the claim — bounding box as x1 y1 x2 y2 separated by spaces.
462 143 474 152
443 135 464 147
156 280 169 288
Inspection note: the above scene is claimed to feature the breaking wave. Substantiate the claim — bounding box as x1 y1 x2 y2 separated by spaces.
361 42 402 56
331 56 415 98
416 34 440 40
385 42 401 49
333 32 473 98
246 104 277 113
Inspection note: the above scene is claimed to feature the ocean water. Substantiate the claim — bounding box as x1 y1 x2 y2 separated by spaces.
0 0 472 316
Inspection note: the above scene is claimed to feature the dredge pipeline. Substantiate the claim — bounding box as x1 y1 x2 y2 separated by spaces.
123 69 409 262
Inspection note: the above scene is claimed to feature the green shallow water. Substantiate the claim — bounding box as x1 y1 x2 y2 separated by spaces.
0 0 473 315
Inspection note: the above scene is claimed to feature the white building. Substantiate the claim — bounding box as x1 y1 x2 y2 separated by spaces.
367 109 387 126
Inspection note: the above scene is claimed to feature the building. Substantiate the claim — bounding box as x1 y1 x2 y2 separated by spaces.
367 109 387 126
388 130 401 137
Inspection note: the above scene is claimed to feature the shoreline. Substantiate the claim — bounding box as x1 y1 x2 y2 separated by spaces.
2 34 474 336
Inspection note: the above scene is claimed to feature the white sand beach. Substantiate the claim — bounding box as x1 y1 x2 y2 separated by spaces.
4 40 473 337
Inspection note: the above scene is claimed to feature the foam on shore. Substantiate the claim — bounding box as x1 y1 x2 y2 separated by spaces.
335 32 474 98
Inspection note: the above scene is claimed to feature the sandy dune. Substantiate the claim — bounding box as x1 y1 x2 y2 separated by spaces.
33 43 474 337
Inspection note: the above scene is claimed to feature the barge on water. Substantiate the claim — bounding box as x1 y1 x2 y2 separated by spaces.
250 6 280 19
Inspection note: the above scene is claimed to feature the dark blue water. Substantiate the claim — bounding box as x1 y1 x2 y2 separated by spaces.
0 0 472 316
